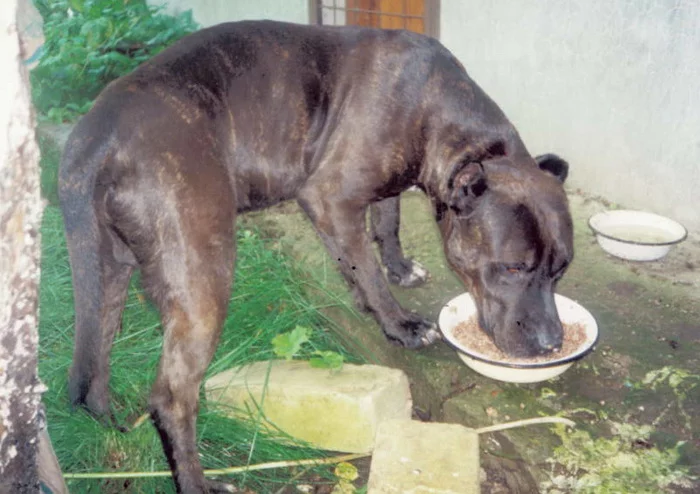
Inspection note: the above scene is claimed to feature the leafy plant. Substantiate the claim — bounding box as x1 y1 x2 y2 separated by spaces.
31 0 198 122
637 366 699 431
310 350 345 370
272 326 345 370
272 326 311 360
542 422 695 493
332 462 360 493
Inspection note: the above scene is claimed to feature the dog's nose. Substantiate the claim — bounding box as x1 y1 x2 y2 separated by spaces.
535 323 563 353
541 341 559 351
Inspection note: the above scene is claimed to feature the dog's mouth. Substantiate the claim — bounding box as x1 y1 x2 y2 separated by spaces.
477 313 492 339
476 306 562 358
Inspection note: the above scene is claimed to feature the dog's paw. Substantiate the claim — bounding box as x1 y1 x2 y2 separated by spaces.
387 259 430 288
419 325 442 347
384 314 441 349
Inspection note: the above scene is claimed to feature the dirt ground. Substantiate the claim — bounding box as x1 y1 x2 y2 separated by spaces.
242 187 700 493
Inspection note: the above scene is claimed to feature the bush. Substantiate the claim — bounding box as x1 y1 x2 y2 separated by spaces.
31 0 198 123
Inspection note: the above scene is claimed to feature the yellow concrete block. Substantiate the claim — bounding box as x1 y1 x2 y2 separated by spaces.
205 360 412 453
368 419 480 494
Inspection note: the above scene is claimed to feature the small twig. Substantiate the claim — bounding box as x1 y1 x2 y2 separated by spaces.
128 413 150 432
476 416 576 435
651 400 675 428
63 453 369 480
440 382 477 407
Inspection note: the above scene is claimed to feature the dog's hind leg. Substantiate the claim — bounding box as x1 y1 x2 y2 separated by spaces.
146 227 234 493
148 266 232 492
122 169 236 493
370 196 429 288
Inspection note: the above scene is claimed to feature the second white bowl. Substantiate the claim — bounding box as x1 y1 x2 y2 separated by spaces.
588 210 687 261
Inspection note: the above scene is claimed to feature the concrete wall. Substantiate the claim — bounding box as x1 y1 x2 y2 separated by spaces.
441 0 699 232
154 0 309 27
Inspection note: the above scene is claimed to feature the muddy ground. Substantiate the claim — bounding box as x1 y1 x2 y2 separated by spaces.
242 188 700 493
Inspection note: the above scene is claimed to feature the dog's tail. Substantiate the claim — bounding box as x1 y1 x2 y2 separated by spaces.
58 122 110 409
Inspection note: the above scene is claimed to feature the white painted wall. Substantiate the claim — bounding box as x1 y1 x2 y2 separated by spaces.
441 0 700 232
153 0 309 27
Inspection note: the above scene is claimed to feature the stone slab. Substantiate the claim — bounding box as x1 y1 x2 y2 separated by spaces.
367 419 480 494
204 360 412 453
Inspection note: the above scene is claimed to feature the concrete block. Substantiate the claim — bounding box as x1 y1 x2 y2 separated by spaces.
204 360 412 453
368 419 480 494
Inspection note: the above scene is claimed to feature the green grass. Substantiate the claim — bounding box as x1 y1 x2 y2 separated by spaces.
38 133 62 207
39 204 366 493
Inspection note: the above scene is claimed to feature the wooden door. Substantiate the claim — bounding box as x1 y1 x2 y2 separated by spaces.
315 0 439 37
347 0 424 33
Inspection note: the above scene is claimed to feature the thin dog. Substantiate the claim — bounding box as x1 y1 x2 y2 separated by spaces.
59 20 573 493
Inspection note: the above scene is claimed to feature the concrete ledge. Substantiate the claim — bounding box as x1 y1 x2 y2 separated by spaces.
368 419 480 494
204 360 412 453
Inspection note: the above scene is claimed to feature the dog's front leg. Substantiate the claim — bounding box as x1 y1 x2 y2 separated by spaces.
297 190 440 348
370 196 429 288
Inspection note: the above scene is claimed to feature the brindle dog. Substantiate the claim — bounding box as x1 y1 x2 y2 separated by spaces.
59 20 573 493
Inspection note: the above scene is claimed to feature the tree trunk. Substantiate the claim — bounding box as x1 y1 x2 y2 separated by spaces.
0 0 44 491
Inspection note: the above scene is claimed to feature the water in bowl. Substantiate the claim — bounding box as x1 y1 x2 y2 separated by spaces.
602 225 672 244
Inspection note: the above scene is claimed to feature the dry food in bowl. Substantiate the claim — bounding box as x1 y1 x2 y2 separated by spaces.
439 292 598 383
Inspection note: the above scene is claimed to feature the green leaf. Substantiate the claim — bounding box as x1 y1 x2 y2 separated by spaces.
68 0 85 13
334 462 358 482
310 350 344 370
103 51 133 65
271 326 310 360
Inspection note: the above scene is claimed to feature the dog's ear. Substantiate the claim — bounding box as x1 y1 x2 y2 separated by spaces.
535 154 569 183
448 161 488 216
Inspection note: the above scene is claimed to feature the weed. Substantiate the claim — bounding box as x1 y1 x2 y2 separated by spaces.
638 366 699 432
272 326 345 370
332 462 360 493
542 421 695 493
31 0 197 122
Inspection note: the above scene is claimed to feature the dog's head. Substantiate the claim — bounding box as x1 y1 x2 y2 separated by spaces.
437 151 573 358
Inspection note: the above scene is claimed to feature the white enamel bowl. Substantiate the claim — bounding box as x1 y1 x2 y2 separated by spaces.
439 293 598 383
588 210 687 261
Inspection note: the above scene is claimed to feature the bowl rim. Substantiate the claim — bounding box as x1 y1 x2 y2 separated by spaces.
439 293 599 370
588 210 687 247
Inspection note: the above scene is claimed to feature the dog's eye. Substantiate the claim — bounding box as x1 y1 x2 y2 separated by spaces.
502 263 527 274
